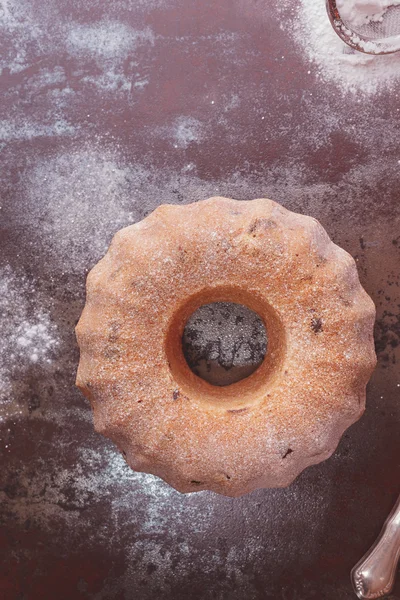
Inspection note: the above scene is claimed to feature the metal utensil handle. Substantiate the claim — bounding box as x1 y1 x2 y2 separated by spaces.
351 495 400 599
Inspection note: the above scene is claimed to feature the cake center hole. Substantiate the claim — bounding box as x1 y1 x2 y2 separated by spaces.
182 302 268 386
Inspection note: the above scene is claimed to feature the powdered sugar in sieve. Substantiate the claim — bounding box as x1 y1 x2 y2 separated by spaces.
327 0 400 54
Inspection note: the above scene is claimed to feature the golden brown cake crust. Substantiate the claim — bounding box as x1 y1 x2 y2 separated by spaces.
75 197 376 497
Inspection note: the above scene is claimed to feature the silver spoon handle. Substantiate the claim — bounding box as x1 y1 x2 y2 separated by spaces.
351 495 400 599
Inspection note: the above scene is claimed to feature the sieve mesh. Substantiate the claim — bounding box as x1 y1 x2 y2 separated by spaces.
346 4 400 38
327 0 400 54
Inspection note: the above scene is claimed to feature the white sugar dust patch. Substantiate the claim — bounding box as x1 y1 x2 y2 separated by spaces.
156 116 206 149
0 0 43 73
21 147 137 273
0 119 76 142
0 0 156 98
0 441 216 550
66 21 154 60
0 0 62 74
0 265 59 423
65 20 155 93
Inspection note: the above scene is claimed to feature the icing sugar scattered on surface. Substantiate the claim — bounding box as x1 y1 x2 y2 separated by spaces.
288 0 400 94
0 265 59 423
2 65 75 121
165 116 205 149
1 434 217 546
66 21 154 61
0 118 76 141
65 21 154 93
64 0 173 16
172 116 204 149
0 0 155 101
0 0 46 73
1 421 332 595
20 147 136 273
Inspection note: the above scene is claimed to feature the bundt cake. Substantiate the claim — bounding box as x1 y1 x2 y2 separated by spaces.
75 197 376 497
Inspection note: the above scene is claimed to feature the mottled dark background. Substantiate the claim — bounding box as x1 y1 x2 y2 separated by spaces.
1 0 400 598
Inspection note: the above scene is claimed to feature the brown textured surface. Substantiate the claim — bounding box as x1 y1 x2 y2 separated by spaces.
1 0 400 598
76 197 376 496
